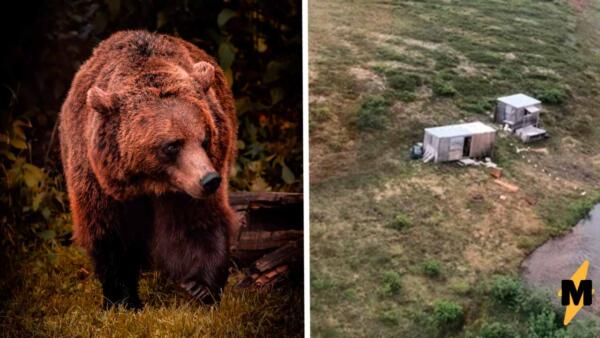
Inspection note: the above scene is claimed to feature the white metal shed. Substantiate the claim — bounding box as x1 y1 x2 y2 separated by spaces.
495 93 542 130
423 122 496 163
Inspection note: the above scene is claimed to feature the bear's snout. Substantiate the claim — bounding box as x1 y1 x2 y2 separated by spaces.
201 172 221 194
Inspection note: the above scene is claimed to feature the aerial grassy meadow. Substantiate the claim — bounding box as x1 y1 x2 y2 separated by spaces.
310 0 600 336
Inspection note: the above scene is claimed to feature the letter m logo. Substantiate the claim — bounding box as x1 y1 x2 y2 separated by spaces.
561 280 593 306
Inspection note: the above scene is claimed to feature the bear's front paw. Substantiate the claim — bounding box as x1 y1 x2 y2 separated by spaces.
180 280 222 305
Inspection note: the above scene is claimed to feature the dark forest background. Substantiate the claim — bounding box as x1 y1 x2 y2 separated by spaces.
0 0 302 247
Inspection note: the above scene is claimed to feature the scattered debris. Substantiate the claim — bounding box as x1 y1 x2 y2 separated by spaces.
516 146 549 155
458 158 479 166
457 157 498 169
524 196 537 206
494 179 520 192
489 167 503 179
410 142 424 160
515 125 549 143
500 195 508 201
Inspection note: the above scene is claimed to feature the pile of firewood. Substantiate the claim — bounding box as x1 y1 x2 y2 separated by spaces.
229 192 303 289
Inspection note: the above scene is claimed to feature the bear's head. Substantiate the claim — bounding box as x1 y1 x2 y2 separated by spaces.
86 61 231 201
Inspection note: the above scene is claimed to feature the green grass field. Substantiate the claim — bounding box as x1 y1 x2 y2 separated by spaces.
310 0 600 336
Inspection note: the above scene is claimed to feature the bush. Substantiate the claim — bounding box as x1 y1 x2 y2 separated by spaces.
517 291 555 317
311 105 330 122
527 310 564 338
432 79 457 96
535 87 566 105
432 300 464 331
387 73 422 92
379 271 402 296
566 319 600 338
356 96 390 131
491 276 523 308
477 322 521 338
378 308 400 326
422 259 442 278
390 213 411 230
464 100 493 114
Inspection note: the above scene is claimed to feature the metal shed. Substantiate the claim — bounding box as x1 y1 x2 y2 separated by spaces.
495 93 542 131
423 122 496 163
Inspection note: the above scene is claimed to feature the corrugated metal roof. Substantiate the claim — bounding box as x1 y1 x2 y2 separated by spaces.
497 93 541 108
425 121 495 138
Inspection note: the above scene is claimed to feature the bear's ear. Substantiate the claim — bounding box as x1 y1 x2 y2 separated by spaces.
191 61 215 93
87 86 118 115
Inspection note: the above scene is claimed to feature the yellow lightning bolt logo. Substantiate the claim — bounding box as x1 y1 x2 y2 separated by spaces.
557 260 594 325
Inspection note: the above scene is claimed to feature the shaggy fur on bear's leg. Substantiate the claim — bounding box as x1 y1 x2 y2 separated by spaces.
72 178 151 310
91 231 143 310
151 194 230 304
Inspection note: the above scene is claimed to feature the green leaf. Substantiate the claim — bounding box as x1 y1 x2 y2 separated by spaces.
0 150 16 161
218 42 236 70
10 138 27 150
235 97 252 114
270 87 285 105
105 0 121 20
37 229 55 241
32 192 46 211
263 61 284 84
281 164 295 185
237 140 246 150
257 37 268 52
223 68 234 88
156 11 168 29
12 119 31 129
41 207 51 220
217 9 237 27
23 163 44 188
250 176 271 192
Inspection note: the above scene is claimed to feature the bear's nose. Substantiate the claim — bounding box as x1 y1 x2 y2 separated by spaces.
201 172 221 194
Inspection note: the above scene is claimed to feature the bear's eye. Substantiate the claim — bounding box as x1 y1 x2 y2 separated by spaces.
163 141 182 158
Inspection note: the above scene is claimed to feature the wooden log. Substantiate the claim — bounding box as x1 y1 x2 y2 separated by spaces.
238 230 303 251
254 240 302 273
494 179 519 192
489 167 503 179
229 192 303 263
229 192 303 208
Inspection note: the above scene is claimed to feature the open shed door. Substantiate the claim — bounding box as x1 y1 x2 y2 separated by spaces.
448 136 464 161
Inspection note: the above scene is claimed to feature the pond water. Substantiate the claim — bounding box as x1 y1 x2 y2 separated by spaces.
521 204 600 317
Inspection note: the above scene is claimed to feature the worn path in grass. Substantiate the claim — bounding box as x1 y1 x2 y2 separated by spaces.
310 0 600 336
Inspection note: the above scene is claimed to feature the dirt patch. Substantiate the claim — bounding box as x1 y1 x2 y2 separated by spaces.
367 60 420 71
349 67 386 93
569 0 589 11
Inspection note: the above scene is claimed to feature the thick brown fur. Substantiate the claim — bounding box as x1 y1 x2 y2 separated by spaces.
59 30 238 309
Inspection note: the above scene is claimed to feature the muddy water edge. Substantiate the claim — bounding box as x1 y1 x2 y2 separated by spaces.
521 204 600 318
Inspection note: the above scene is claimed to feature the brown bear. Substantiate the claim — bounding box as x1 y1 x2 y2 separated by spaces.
58 30 238 309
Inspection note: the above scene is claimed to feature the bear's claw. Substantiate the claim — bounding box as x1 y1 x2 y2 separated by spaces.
180 281 218 304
